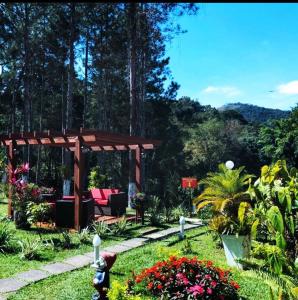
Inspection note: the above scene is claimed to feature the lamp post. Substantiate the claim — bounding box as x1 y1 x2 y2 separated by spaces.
179 216 186 239
92 234 101 267
225 160 234 170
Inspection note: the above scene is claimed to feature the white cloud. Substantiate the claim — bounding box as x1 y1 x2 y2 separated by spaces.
202 85 242 97
277 80 298 95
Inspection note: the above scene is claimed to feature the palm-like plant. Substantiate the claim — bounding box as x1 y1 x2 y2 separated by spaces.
194 163 254 235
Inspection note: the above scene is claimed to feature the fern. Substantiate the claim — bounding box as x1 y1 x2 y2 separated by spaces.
243 268 298 300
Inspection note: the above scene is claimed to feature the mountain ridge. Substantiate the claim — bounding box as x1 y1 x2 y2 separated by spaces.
218 102 290 123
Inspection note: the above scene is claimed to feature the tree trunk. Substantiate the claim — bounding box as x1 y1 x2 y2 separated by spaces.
83 28 89 128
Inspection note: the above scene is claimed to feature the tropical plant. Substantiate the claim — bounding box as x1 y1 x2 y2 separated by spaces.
77 227 91 245
107 280 142 300
60 230 73 249
248 160 298 264
18 238 43 260
128 256 240 299
88 166 109 190
0 221 15 253
194 163 254 235
112 217 128 236
243 268 298 300
26 202 53 225
146 195 162 226
92 220 111 238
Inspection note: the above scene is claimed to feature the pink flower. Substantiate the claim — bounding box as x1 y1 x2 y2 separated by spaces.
207 288 213 295
205 274 211 280
188 285 204 296
211 281 217 288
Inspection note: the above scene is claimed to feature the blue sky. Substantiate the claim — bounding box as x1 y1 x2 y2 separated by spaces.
166 3 298 110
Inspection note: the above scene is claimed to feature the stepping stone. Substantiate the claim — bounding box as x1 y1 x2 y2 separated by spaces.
0 278 28 293
15 269 50 283
63 254 93 268
101 244 132 254
84 251 94 259
120 237 148 248
40 262 77 275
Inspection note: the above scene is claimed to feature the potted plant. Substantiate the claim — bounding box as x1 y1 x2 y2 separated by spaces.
131 192 146 224
194 163 254 269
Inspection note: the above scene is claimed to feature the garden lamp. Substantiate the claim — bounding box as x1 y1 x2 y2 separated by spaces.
179 216 186 239
92 234 102 267
225 160 234 170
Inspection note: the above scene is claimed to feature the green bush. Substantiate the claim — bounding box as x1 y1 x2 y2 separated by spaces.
112 217 128 236
92 220 111 238
77 227 91 245
88 166 109 190
0 221 15 253
146 195 162 226
27 202 53 225
18 238 43 260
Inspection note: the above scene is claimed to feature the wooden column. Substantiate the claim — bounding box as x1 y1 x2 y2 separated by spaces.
135 146 141 192
74 137 83 231
7 141 15 217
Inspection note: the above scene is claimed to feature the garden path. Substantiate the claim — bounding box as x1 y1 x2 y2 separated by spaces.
0 222 202 299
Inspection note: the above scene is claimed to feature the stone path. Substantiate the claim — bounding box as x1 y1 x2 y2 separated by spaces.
0 222 201 299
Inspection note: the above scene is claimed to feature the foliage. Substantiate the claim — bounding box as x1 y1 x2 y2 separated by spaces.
248 160 297 264
92 220 112 238
59 230 73 249
171 205 190 222
128 256 240 299
112 217 128 236
194 163 254 235
88 166 109 190
243 269 298 300
146 195 162 226
251 241 289 275
26 202 53 224
18 238 43 260
0 221 15 253
220 103 289 123
181 238 194 255
77 227 91 245
130 192 146 209
107 280 142 300
39 186 55 194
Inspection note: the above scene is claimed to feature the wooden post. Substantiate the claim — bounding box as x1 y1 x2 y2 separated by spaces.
135 146 141 192
7 141 15 217
135 146 144 224
74 137 83 231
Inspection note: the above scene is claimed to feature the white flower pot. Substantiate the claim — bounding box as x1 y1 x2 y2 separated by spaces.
221 234 251 269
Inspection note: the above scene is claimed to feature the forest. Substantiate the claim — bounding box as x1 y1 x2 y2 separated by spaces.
0 2 297 202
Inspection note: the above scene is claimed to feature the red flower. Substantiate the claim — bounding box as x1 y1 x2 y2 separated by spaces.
147 282 153 290
231 281 240 289
157 284 163 290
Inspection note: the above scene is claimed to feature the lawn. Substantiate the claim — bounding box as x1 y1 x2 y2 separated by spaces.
7 227 272 300
0 201 171 279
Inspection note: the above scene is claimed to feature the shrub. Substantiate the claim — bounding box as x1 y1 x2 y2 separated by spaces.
129 256 240 299
107 280 142 300
0 221 15 253
60 230 73 249
18 238 42 260
146 196 162 226
26 202 53 224
171 206 189 222
77 227 91 245
92 220 111 238
112 217 128 236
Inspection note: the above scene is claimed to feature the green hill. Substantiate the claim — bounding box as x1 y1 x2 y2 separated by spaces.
218 102 290 123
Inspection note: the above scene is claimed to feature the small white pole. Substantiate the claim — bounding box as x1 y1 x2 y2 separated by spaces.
179 216 186 239
92 234 101 267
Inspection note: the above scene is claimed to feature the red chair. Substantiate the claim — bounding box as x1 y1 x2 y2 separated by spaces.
90 188 127 216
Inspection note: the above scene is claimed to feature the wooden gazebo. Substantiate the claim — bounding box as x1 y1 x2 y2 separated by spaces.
0 128 161 230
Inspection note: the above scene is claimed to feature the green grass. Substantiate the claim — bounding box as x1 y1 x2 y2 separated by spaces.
0 201 171 279
8 227 272 300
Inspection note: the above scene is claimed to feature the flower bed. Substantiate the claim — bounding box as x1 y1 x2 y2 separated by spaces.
128 256 240 299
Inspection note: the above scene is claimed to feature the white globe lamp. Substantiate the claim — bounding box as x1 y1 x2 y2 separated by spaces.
225 160 234 170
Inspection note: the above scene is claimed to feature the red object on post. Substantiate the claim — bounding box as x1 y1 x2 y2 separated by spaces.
181 177 198 189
